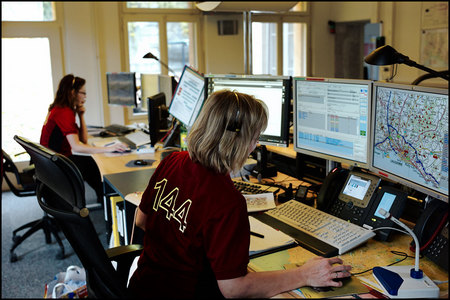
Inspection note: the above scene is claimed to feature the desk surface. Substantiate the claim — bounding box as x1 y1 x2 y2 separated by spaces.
103 168 155 199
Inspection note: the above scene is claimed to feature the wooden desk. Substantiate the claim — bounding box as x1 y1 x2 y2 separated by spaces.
266 144 296 159
249 232 449 298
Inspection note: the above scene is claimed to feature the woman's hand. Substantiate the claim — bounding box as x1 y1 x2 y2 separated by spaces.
76 104 86 117
106 142 130 153
298 256 352 287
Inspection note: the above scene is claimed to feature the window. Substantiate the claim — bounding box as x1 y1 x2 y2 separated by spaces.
2 1 63 160
1 1 55 21
2 38 54 158
121 3 201 120
250 4 310 77
126 2 192 9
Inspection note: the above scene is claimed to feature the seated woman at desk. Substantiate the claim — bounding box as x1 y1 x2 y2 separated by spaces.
128 90 352 298
40 74 128 205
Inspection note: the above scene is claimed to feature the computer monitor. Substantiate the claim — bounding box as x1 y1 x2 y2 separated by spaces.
106 72 137 107
147 92 169 147
205 74 291 147
168 65 205 127
293 77 372 168
370 82 448 202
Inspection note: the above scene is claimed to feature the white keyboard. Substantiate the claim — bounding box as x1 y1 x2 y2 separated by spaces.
262 200 375 255
123 131 150 147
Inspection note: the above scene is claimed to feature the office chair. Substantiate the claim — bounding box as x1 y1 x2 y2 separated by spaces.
14 136 143 298
2 149 65 263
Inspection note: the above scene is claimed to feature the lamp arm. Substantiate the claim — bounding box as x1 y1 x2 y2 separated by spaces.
412 70 449 85
403 60 449 81
157 60 179 80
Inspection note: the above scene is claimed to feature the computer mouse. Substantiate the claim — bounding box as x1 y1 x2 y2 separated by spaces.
134 159 148 166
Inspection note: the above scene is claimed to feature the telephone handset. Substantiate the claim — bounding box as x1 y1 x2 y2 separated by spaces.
412 199 448 270
316 167 349 212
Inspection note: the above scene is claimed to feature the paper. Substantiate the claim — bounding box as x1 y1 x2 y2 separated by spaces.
245 193 276 213
249 216 296 256
125 191 144 206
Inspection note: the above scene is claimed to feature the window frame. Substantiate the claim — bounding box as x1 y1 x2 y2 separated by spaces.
120 3 203 122
250 5 311 76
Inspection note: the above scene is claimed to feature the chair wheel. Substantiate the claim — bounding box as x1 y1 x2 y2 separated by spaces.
10 253 18 263
12 235 21 243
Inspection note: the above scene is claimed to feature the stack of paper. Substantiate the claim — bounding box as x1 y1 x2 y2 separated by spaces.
244 193 276 213
249 216 296 257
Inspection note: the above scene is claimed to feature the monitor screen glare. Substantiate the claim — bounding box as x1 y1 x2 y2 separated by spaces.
371 83 448 201
106 72 137 107
293 78 372 168
206 75 291 147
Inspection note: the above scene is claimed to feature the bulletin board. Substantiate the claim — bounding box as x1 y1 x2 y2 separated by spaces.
420 2 448 69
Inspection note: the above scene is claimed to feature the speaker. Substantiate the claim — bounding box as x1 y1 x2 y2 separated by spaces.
217 20 238 35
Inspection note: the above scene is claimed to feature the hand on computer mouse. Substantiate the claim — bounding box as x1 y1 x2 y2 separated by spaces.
106 142 129 153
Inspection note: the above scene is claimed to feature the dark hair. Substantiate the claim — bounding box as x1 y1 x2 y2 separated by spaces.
48 74 86 111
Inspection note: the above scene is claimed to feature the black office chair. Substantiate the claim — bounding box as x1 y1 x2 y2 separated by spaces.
14 135 143 298
2 149 65 263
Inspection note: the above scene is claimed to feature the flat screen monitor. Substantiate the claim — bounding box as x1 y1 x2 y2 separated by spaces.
106 72 137 107
293 77 372 168
168 65 205 127
370 82 448 202
205 74 291 147
147 92 169 147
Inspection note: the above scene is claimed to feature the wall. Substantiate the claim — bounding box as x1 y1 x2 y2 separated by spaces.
202 13 245 75
57 2 449 127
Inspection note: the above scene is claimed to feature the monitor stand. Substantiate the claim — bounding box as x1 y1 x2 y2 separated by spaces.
163 120 181 149
251 145 277 178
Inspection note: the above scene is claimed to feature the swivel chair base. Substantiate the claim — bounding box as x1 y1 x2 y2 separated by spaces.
10 215 65 262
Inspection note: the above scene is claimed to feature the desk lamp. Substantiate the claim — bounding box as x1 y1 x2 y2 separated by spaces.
364 45 449 84
143 52 180 81
372 208 439 298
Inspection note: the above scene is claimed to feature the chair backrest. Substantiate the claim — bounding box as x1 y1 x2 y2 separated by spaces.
2 149 36 197
14 136 128 298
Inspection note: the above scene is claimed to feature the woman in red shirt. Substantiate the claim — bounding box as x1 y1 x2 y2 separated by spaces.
40 74 128 205
128 90 352 298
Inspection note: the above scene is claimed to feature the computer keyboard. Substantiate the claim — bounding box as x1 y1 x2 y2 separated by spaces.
253 199 375 257
233 179 280 195
104 124 133 134
123 130 150 147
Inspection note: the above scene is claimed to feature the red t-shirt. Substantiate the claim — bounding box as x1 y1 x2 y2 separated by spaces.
40 106 78 157
128 151 250 298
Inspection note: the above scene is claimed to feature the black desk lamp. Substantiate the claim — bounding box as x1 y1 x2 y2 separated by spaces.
364 45 449 84
143 52 180 81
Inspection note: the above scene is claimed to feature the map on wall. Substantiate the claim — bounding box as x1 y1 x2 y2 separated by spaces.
421 28 448 69
420 2 448 69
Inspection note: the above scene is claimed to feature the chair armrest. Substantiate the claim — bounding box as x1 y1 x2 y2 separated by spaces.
106 244 143 286
106 244 143 260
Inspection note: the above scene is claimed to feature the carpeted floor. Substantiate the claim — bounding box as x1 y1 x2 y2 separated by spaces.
1 184 108 298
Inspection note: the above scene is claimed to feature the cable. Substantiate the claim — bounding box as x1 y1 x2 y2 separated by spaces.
351 250 413 276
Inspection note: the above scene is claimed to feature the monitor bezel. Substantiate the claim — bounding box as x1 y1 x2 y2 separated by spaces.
369 81 448 203
106 72 137 107
168 65 205 127
293 77 373 169
204 74 291 148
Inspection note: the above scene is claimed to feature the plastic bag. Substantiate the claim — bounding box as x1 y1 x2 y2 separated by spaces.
44 265 88 298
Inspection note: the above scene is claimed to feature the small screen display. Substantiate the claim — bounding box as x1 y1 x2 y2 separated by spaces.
374 192 396 219
342 174 371 200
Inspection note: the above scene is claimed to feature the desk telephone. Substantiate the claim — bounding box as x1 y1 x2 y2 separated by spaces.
316 167 408 241
412 199 448 271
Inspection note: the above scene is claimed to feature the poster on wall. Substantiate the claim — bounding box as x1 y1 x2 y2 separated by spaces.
420 28 448 69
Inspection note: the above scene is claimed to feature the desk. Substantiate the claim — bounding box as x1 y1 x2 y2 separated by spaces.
249 232 449 298
103 168 155 245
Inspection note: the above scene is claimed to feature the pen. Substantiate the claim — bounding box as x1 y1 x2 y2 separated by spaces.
250 231 264 238
105 142 116 147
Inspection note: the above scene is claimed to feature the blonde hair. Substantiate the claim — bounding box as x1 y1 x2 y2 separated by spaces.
187 90 268 174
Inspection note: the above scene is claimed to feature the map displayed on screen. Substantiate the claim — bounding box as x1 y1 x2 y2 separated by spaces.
372 86 448 196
